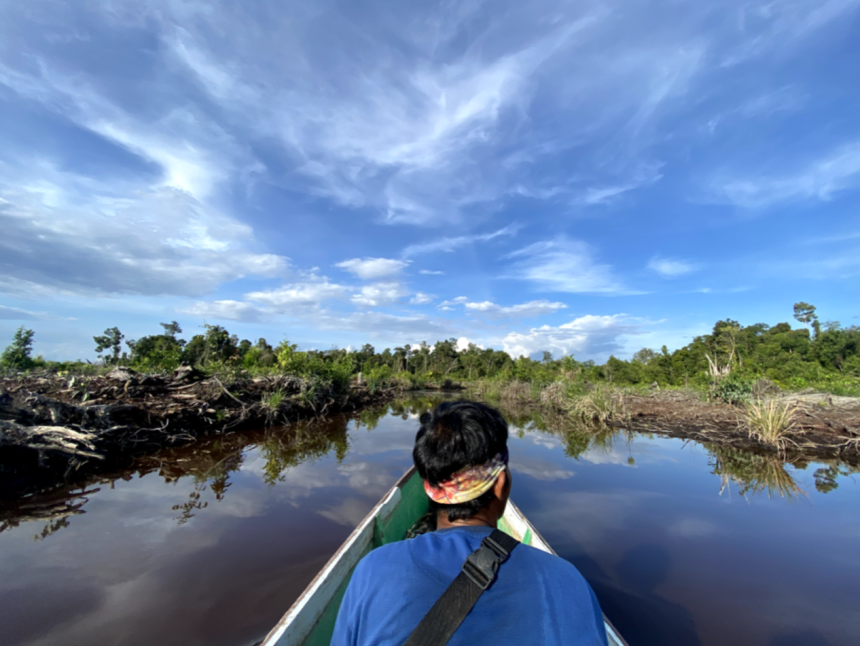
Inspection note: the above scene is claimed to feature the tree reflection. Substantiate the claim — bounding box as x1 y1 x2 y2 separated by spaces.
259 420 349 486
812 462 858 494
708 446 806 500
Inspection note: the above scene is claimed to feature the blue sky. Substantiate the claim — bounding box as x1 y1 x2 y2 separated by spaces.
1 0 858 362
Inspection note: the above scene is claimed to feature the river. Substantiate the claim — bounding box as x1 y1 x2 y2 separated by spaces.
1 393 858 646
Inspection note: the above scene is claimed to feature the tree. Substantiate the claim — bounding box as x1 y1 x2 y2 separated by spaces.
1 327 35 369
793 302 820 338
94 327 124 364
160 321 182 338
632 348 658 364
541 351 553 364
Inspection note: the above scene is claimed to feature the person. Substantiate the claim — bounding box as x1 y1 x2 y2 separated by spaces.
332 400 609 646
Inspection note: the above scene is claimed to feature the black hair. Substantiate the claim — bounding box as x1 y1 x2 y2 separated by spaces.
413 400 509 522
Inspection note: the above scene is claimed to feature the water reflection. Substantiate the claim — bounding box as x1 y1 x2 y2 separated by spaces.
1 394 859 646
2 395 858 543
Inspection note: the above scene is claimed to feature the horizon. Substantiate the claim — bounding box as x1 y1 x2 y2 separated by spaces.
1 1 858 362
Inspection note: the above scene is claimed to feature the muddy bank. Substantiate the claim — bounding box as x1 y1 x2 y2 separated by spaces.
0 368 393 502
488 387 860 464
614 390 860 463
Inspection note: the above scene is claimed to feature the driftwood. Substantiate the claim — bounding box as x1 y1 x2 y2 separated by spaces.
0 368 395 502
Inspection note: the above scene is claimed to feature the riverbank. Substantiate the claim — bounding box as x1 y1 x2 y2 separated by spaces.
0 367 396 501
470 381 860 464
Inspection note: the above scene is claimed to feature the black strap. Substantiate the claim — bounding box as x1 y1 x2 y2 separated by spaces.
403 529 519 646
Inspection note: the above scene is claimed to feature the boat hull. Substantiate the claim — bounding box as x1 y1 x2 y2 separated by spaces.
261 468 627 646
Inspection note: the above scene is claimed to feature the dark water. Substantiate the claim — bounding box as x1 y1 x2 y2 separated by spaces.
1 394 859 646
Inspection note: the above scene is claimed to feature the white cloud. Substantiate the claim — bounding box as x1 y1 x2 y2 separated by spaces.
710 141 860 208
506 237 627 294
0 184 287 297
419 269 445 275
501 314 644 359
455 337 484 352
647 257 700 277
463 299 568 318
351 282 409 307
402 225 520 257
180 300 267 322
439 296 470 308
0 305 55 320
410 293 434 305
335 258 410 280
245 279 350 311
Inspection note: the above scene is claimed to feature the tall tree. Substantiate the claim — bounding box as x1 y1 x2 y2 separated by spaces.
160 321 182 338
793 302 820 338
1 327 35 369
94 327 124 364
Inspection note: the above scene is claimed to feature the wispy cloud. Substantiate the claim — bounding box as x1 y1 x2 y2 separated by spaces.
506 237 628 294
710 141 860 208
402 224 519 257
0 185 287 297
351 283 410 307
410 293 434 305
501 314 645 359
181 300 268 323
419 269 445 276
0 305 57 321
647 256 701 277
335 258 410 280
463 300 568 319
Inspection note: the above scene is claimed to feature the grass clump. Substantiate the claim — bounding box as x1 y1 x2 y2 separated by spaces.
567 384 626 424
262 388 287 423
500 380 531 402
742 398 800 450
540 381 569 408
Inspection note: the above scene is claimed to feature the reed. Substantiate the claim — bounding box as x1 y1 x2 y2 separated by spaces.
499 380 531 402
743 399 800 450
567 384 626 424
539 381 569 409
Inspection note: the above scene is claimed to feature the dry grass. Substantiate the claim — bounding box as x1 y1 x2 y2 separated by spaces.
567 384 626 424
712 447 806 500
742 399 800 450
500 380 531 402
540 381 569 409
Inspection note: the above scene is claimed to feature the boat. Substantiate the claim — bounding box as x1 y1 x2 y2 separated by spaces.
261 467 628 646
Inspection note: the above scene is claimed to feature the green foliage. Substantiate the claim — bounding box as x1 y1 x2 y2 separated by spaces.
12 302 860 398
1 327 36 370
277 341 354 393
129 333 184 372
365 365 393 392
712 375 754 405
93 327 124 364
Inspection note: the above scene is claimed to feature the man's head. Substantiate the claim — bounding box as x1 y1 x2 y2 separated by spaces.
413 400 511 523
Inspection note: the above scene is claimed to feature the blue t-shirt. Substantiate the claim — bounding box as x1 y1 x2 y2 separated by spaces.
332 525 608 646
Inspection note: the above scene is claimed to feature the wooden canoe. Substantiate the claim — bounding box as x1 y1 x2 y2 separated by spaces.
261 467 627 646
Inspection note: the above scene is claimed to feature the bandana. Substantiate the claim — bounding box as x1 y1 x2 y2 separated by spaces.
424 450 509 504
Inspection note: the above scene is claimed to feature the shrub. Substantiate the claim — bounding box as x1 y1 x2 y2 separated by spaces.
712 375 754 405
365 365 392 393
742 399 800 450
540 381 569 409
567 384 626 424
500 380 531 402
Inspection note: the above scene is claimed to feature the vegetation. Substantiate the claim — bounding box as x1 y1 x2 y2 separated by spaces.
742 399 800 450
1 327 35 370
2 302 859 399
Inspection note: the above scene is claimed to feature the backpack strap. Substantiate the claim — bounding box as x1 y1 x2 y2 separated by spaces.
403 529 520 646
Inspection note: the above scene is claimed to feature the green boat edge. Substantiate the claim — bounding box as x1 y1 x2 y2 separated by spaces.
261 467 628 646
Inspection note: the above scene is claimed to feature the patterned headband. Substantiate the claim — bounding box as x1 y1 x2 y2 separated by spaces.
424 450 509 505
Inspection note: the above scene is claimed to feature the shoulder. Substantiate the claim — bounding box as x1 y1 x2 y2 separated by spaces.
510 544 594 590
351 540 414 582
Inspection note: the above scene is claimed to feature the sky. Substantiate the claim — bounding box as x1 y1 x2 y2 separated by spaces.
1 0 858 362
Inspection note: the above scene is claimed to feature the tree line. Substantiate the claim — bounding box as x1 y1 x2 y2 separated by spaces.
2 302 858 394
